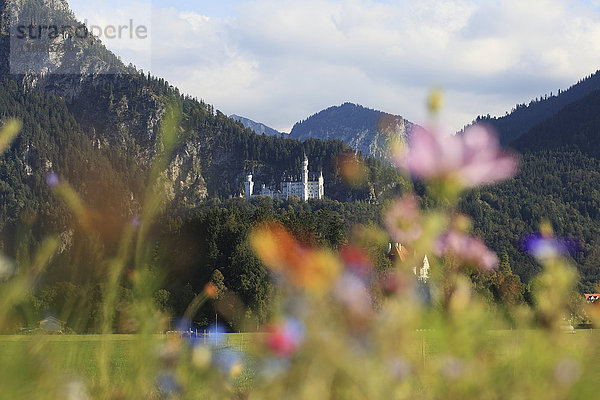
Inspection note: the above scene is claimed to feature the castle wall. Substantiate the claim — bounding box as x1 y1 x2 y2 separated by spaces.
244 159 324 200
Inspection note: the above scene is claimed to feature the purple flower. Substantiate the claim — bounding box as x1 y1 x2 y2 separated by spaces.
435 230 498 271
522 234 575 261
387 357 413 381
385 195 423 244
394 125 518 188
334 272 373 318
440 356 465 380
45 171 59 187
131 215 141 229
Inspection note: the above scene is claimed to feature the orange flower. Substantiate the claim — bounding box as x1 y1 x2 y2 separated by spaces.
204 283 218 299
250 222 340 292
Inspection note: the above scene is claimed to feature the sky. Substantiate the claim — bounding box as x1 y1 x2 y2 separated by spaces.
67 0 600 133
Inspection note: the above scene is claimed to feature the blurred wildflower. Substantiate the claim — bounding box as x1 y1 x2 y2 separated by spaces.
156 372 181 398
131 214 141 229
427 88 444 114
213 349 244 378
334 272 372 318
45 171 59 188
229 362 244 379
265 317 305 358
394 125 518 189
523 234 574 262
335 152 368 186
192 345 212 370
204 283 219 299
435 230 498 270
554 358 581 386
0 119 21 154
440 356 465 380
20 208 37 225
340 245 373 279
158 340 180 368
385 195 423 244
64 377 89 400
259 358 291 382
250 222 341 292
387 357 413 381
378 270 412 296
0 254 15 280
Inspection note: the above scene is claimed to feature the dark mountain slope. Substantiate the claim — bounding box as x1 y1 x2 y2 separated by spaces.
512 88 600 157
473 70 600 145
459 87 600 290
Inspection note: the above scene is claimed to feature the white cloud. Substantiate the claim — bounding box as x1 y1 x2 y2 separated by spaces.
72 0 600 133
68 0 152 68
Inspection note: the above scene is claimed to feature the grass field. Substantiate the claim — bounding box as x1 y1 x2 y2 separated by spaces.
0 329 598 398
0 333 260 383
1 330 597 379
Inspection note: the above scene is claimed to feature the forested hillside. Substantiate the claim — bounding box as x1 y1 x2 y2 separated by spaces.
460 150 600 291
512 88 600 157
0 0 416 332
472 70 600 145
3 0 600 333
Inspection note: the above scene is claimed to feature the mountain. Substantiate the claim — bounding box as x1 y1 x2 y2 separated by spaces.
4 0 600 299
512 88 600 157
0 1 408 233
457 86 600 290
0 0 415 327
230 114 282 136
288 103 415 159
471 70 600 146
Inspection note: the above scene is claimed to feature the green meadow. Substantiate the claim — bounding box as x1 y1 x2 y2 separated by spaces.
0 333 257 382
1 330 598 382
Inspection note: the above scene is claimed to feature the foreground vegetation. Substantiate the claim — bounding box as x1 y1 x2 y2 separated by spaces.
2 98 600 399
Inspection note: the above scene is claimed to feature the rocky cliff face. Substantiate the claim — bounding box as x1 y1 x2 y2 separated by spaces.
289 103 415 159
0 0 208 211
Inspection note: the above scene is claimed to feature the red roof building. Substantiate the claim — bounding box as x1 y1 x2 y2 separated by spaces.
386 243 430 282
585 294 600 303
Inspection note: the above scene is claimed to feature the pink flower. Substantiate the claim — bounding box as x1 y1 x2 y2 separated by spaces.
385 195 423 244
265 318 304 358
435 230 498 271
394 125 518 188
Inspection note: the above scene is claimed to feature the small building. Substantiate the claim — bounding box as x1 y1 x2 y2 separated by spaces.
386 243 430 282
39 316 65 333
585 294 600 303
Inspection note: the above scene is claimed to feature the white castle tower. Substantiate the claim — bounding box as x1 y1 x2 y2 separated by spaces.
242 157 324 201
244 174 254 199
318 171 324 199
302 154 309 201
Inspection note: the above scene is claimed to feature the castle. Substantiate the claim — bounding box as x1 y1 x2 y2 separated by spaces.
244 155 324 201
